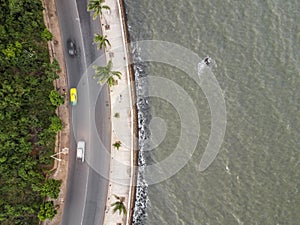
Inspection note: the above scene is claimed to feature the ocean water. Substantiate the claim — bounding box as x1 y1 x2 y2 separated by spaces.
125 0 300 224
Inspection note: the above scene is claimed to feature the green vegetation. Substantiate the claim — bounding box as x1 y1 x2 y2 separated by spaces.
88 0 110 19
94 34 111 49
0 0 62 224
49 90 64 107
93 60 122 87
37 201 56 221
48 116 63 133
33 178 62 199
111 195 127 215
41 28 53 41
112 141 122 150
114 112 120 118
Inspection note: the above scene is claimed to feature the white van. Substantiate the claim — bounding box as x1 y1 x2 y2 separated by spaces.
76 141 85 162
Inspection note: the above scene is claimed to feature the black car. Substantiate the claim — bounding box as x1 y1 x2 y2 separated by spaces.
67 39 77 56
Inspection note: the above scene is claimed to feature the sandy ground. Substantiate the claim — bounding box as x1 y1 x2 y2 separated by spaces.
41 0 70 224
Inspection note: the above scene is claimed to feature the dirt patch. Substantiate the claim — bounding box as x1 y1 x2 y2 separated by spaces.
41 0 70 224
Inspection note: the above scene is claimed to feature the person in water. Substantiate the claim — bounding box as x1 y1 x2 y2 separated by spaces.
204 57 210 65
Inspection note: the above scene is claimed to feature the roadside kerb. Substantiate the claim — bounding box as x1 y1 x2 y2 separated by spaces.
41 0 70 224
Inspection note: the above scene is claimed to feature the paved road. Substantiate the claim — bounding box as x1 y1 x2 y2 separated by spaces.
55 0 111 224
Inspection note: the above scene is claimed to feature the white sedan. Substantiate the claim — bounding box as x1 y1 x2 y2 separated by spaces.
76 141 85 162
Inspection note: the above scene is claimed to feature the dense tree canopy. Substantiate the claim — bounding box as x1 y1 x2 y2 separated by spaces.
0 0 62 224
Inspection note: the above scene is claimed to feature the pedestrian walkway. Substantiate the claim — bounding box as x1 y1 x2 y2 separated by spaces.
99 0 135 224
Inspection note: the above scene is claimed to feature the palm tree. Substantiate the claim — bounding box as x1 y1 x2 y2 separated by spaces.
93 60 121 87
111 195 127 215
112 141 121 150
88 0 110 20
94 34 111 49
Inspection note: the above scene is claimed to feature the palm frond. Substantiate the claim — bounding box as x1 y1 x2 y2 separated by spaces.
105 39 111 47
102 5 111 11
113 194 120 200
111 201 127 215
100 74 111 85
94 34 110 49
106 77 114 87
93 12 99 20
92 60 121 86
112 71 122 79
88 0 109 19
106 60 113 70
122 206 127 215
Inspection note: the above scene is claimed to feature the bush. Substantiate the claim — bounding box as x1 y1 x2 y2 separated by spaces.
41 28 53 41
48 116 63 133
40 179 62 199
38 201 56 221
49 90 64 107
